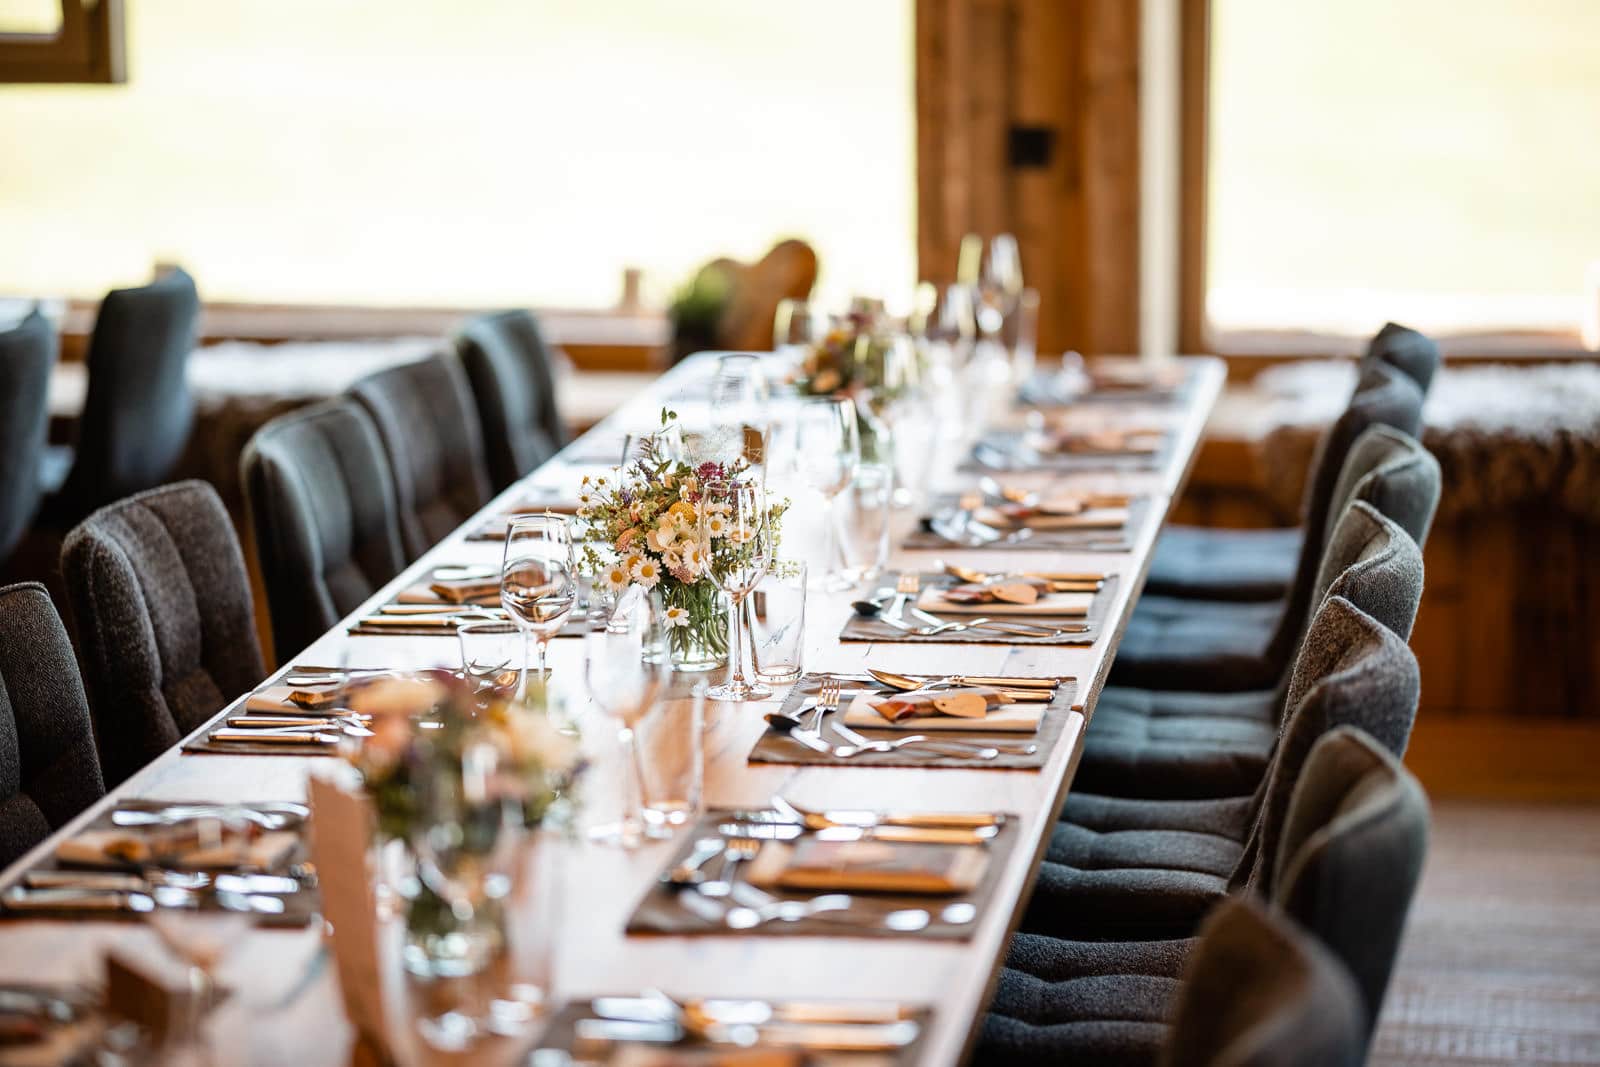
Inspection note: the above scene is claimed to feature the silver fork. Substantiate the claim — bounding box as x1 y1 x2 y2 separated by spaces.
809 677 841 734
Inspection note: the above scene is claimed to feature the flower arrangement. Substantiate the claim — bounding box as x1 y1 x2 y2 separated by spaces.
346 672 583 842
576 409 786 669
792 306 889 399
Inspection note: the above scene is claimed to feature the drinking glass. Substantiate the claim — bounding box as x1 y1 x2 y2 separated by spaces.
791 396 859 590
500 516 578 683
700 480 773 701
620 422 684 470
773 298 827 363
634 679 706 830
1006 286 1041 385
457 619 525 705
839 463 893 583
707 352 771 476
583 589 670 847
748 562 807 685
977 233 1024 340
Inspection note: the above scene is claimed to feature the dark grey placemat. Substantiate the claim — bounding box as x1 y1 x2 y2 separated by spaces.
625 809 1021 939
183 734 344 758
533 998 934 1063
1018 365 1196 407
837 572 1114 646
901 495 1150 552
961 429 1175 474
0 800 318 927
747 672 1078 771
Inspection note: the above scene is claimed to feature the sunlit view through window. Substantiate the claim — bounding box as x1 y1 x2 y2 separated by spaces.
0 1 915 310
1207 0 1600 341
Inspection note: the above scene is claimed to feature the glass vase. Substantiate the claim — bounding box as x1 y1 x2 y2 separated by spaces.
399 860 509 980
658 579 728 673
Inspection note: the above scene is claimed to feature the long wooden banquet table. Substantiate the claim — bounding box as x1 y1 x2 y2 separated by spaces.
0 354 1224 1066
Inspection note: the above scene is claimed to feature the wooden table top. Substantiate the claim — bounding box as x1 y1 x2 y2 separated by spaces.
0 354 1224 1067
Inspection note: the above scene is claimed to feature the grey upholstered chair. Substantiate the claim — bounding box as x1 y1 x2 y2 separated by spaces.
60 481 266 788
981 727 1425 1066
455 309 566 491
1142 323 1439 603
1108 362 1426 693
1077 427 1438 800
44 269 200 523
241 398 407 665
0 582 105 869
0 310 57 565
1020 594 1420 942
349 353 493 560
1160 896 1365 1067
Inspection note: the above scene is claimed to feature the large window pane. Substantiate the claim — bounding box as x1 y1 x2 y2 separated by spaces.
1207 0 1600 340
0 1 915 309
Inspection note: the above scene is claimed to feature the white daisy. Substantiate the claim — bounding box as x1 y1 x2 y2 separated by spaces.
601 563 630 593
663 605 690 629
631 557 662 589
705 513 728 539
682 543 709 572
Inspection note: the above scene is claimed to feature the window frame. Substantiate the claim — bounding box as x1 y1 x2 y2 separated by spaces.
0 0 125 84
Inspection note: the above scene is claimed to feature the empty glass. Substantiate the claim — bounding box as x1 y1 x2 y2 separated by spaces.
748 562 807 685
500 516 578 682
790 396 860 589
700 480 773 701
620 422 684 470
773 298 827 364
840 463 893 583
583 589 670 848
634 680 705 830
1007 286 1041 385
707 352 772 476
457 620 524 704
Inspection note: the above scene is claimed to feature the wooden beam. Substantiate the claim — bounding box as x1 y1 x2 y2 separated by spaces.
1177 0 1210 353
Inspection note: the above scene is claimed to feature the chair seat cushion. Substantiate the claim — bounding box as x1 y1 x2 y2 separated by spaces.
1061 793 1254 838
1073 686 1278 799
1106 596 1285 692
976 972 1174 1066
1020 860 1231 941
1142 525 1301 601
1006 931 1197 982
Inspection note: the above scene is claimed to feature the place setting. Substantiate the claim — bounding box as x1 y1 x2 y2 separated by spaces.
904 477 1147 552
749 673 1076 770
531 991 931 1064
965 422 1174 474
839 570 1107 646
624 795 1018 941
0 799 317 926
183 663 407 756
1017 356 1194 407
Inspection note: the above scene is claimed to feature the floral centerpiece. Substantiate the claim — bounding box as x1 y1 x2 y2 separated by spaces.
575 409 786 671
345 672 583 976
789 304 912 465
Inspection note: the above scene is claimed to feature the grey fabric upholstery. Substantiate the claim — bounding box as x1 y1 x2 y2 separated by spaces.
350 353 493 559
0 311 56 562
0 582 104 869
241 398 407 664
1160 896 1365 1067
1110 372 1426 694
455 309 565 491
1141 324 1435 604
1273 727 1429 1045
1022 596 1419 941
1366 321 1440 395
51 269 200 522
1320 425 1440 560
60 481 266 788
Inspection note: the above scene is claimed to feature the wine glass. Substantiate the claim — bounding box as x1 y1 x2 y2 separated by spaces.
773 298 827 364
699 480 773 701
790 396 859 589
584 588 669 847
500 516 577 684
620 421 684 470
707 352 771 476
977 233 1024 340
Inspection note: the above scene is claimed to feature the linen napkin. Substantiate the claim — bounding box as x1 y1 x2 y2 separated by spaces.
1035 427 1164 456
841 689 1044 733
744 837 989 895
243 684 347 714
915 584 1094 617
54 827 298 870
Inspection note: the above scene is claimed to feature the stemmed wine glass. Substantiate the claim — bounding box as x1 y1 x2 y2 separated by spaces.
773 298 827 367
977 233 1024 340
584 588 670 847
791 397 860 590
500 516 577 685
707 353 771 477
699 480 773 701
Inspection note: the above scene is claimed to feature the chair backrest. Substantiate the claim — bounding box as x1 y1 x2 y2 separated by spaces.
60 481 265 788
0 582 104 870
61 269 200 516
1162 895 1364 1067
1232 595 1420 896
1312 501 1425 644
349 353 493 559
1321 425 1440 558
241 398 407 663
1362 321 1440 396
0 310 57 561
455 310 563 490
1274 726 1430 1049
1266 414 1435 673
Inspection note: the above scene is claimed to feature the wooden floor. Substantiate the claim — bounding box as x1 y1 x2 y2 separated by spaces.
1370 800 1600 1066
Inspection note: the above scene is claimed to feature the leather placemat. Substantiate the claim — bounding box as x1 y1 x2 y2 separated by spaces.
746 672 1078 771
182 734 344 758
1018 365 1195 407
901 495 1150 553
961 429 1175 474
532 998 934 1064
625 809 1021 939
0 799 318 927
837 573 1114 646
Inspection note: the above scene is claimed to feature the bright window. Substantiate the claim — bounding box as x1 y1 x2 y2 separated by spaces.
1206 0 1600 342
0 1 915 310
